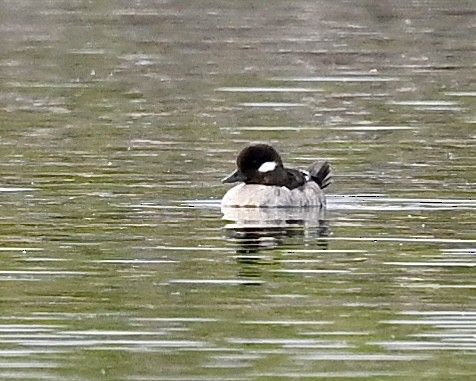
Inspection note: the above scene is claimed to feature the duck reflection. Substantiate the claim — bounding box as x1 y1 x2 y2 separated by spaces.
222 207 330 255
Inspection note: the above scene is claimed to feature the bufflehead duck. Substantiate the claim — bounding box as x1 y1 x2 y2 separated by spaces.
221 144 331 208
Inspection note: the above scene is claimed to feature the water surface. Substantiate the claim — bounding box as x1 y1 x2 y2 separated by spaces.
0 1 475 380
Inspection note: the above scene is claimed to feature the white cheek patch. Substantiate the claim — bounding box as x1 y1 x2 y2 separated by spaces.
258 161 277 173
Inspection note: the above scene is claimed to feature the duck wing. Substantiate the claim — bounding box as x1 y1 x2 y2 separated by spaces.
283 168 307 190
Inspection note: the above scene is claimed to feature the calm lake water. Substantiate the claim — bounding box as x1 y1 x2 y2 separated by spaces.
1 1 475 380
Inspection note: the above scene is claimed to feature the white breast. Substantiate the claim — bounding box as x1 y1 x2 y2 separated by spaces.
221 183 325 208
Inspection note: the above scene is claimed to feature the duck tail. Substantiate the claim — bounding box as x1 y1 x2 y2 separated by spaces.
308 161 332 189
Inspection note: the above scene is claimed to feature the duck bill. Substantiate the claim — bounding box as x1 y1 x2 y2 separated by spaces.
221 169 246 184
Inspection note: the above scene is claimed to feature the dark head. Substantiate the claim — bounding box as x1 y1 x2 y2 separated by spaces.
222 144 284 184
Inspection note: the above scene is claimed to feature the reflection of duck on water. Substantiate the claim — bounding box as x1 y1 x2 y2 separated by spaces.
223 208 330 254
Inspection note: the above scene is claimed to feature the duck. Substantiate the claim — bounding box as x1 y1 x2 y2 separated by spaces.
221 143 331 208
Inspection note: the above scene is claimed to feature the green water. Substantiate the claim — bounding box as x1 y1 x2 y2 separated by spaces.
0 1 475 380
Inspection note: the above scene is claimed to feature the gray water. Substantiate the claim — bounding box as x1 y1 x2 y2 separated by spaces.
1 1 475 380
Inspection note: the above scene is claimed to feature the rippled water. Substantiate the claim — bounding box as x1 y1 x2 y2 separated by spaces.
1 1 475 380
